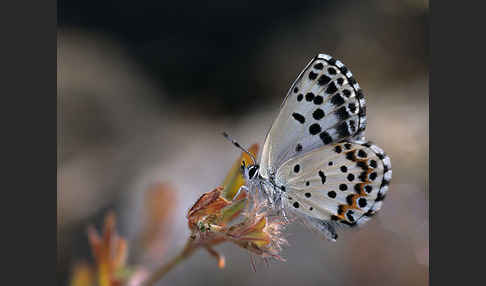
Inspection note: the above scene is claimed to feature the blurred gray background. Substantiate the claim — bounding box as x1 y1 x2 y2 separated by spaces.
58 0 428 285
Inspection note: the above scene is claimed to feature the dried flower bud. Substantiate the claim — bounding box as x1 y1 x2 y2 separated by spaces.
226 199 288 260
185 143 288 267
71 212 144 286
87 212 129 286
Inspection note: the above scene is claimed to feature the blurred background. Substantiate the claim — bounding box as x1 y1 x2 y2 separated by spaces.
57 0 428 285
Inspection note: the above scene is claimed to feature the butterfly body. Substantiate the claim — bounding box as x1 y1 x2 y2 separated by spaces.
236 54 391 241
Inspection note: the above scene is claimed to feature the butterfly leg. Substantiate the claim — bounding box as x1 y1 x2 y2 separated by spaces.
233 185 249 200
272 193 289 222
279 197 289 223
261 181 278 208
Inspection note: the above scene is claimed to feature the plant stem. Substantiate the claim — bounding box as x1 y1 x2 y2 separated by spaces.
143 238 197 286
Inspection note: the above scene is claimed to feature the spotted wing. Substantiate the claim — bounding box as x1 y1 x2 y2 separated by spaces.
259 54 366 179
275 140 391 240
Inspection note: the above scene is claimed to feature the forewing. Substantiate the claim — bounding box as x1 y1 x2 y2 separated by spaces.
260 54 366 179
276 140 391 239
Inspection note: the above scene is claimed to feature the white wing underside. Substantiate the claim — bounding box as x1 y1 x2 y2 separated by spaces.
277 140 392 240
247 53 392 241
259 54 367 180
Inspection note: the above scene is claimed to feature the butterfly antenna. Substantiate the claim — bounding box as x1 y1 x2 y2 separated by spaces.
222 132 257 164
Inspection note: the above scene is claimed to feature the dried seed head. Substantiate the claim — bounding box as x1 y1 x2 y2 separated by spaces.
186 143 288 266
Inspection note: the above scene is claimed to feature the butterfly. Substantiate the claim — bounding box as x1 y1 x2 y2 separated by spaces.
224 54 392 241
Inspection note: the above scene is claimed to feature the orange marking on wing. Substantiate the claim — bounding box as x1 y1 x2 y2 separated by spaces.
333 146 378 223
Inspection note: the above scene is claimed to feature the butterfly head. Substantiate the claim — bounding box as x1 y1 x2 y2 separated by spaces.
223 131 260 180
241 160 260 181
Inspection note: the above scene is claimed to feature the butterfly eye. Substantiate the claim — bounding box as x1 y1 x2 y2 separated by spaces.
248 165 259 179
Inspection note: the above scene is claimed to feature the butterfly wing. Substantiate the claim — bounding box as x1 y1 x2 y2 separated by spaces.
275 140 391 240
259 54 366 179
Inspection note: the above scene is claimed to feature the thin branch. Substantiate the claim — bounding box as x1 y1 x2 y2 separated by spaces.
143 238 197 286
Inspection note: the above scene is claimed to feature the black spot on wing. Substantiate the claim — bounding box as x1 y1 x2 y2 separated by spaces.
309 72 318 80
365 185 372 193
376 192 386 202
326 82 338 94
358 150 367 158
358 198 367 208
346 211 355 222
292 113 305 124
381 180 390 188
305 92 315 101
369 172 378 181
346 194 354 205
314 63 324 70
318 75 331 86
347 174 355 181
293 164 300 173
313 95 323 105
357 161 369 170
349 120 356 132
312 108 325 120
346 150 357 161
320 132 332 144
370 160 377 168
336 122 351 137
318 170 326 184
295 144 303 152
330 94 345 106
309 123 321 135
359 172 368 182
336 106 351 120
